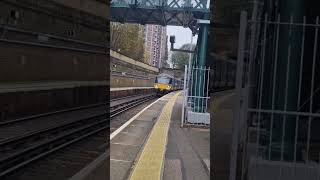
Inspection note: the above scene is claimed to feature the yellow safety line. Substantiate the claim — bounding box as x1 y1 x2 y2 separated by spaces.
129 92 181 180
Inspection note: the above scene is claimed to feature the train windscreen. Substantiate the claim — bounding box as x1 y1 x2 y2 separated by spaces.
155 76 171 84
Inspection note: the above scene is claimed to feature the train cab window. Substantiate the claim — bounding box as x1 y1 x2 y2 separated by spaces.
156 76 171 84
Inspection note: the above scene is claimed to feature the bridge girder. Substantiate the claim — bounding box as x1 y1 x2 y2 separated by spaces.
110 0 210 32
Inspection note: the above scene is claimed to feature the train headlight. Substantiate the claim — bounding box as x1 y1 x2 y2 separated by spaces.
154 84 158 88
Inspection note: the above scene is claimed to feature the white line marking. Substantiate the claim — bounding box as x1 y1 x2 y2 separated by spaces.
110 93 172 140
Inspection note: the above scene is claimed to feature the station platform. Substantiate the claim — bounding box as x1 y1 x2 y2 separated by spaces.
110 91 210 180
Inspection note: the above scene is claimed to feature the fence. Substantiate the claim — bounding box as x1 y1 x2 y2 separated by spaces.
230 11 320 180
181 65 210 126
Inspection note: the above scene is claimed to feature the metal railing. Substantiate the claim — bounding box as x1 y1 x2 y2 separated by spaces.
182 65 210 126
187 66 210 113
231 11 320 180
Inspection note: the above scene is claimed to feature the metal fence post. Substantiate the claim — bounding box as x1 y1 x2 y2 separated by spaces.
229 11 247 180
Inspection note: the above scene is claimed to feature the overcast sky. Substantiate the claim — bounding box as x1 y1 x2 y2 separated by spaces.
166 26 198 67
167 26 198 48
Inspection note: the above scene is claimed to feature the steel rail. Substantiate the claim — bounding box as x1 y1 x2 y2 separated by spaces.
110 94 155 109
0 95 153 148
0 119 108 178
111 94 155 102
0 113 106 148
0 102 107 126
0 94 155 178
111 95 155 118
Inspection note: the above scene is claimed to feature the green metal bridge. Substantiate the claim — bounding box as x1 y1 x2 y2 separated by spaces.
110 0 210 32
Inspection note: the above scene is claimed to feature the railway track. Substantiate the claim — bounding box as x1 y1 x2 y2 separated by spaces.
111 94 155 117
0 94 156 179
0 103 106 126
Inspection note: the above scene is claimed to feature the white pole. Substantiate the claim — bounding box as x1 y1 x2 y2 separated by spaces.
181 65 188 127
187 33 193 86
186 32 193 114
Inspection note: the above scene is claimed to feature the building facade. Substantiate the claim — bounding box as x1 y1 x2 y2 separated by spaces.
144 24 167 68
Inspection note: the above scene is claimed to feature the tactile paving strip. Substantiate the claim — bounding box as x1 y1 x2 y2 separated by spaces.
129 91 181 180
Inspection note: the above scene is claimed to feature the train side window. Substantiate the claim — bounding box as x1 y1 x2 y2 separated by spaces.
10 10 20 19
9 10 20 25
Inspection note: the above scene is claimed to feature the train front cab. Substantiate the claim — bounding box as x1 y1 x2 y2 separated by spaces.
154 75 172 96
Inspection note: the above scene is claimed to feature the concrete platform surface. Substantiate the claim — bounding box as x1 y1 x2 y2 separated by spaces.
163 95 210 180
129 92 181 180
110 93 171 180
110 91 210 180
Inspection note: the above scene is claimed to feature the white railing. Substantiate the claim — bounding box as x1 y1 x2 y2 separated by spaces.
182 65 211 126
